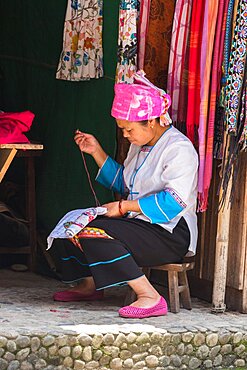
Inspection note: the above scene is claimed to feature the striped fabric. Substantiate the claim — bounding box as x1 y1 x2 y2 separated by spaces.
186 0 205 145
197 0 220 210
167 0 192 123
201 0 229 210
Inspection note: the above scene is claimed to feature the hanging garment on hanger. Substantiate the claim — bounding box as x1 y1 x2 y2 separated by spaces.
167 0 192 124
143 0 175 88
56 0 103 81
115 0 140 83
138 0 151 70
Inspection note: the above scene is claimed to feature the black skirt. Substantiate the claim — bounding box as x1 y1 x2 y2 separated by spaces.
50 216 190 290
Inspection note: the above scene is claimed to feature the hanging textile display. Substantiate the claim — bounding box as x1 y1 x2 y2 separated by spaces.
214 0 235 160
216 0 247 208
197 0 220 211
224 0 247 139
167 0 192 124
138 0 151 70
115 0 140 84
201 0 229 209
185 0 205 145
56 0 103 81
143 0 176 88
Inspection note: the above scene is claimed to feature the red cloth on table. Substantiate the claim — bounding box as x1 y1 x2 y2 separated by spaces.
0 111 35 144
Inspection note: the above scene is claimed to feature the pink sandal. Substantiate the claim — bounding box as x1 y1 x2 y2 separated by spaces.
119 296 168 319
53 289 104 302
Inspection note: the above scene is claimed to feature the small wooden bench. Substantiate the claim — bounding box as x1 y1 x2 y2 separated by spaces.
124 260 195 313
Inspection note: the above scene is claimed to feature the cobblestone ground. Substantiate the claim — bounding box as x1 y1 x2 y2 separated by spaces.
0 269 247 369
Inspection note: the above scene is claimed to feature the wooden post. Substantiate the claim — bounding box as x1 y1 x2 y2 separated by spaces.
211 135 232 313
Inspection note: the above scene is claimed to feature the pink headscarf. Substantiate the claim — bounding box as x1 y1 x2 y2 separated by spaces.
111 70 172 126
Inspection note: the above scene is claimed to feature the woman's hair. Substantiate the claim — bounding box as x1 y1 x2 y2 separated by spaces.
138 117 160 126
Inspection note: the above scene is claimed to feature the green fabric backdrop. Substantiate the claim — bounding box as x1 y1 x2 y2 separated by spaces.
0 1 119 232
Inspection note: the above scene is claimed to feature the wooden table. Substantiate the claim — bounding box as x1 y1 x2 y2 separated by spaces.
0 143 43 271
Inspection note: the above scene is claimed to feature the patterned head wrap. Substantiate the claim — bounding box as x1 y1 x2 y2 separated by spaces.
111 70 172 126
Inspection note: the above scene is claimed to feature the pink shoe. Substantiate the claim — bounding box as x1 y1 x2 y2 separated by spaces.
53 289 104 302
119 296 168 319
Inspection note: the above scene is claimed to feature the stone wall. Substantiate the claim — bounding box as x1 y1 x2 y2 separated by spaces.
0 330 247 369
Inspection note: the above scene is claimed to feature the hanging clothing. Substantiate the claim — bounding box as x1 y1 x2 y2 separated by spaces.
225 0 247 136
115 0 140 83
56 0 103 81
201 0 228 209
137 0 151 70
197 0 220 210
216 0 247 208
185 0 205 145
143 0 175 88
167 0 192 124
214 0 235 159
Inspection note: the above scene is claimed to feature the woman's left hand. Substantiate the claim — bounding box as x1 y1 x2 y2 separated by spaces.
102 201 121 217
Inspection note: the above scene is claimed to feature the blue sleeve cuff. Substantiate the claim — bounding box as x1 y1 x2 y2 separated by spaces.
96 156 125 195
138 188 186 223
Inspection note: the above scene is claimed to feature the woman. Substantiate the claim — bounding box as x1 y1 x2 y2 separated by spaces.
51 71 198 319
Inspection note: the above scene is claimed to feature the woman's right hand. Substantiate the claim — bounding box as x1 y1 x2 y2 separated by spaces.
74 130 101 156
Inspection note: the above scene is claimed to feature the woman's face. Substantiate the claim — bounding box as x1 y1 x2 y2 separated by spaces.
116 119 155 146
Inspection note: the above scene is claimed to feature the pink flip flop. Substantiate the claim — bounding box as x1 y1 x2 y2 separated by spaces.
53 289 104 302
119 296 168 319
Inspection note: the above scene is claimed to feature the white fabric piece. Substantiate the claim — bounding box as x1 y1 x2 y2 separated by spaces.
47 207 107 250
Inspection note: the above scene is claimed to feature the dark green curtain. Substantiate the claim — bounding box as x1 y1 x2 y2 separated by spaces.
0 1 119 232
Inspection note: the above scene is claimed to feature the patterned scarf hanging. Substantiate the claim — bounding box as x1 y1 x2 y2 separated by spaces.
167 0 192 124
214 0 235 159
138 0 151 70
115 0 140 84
56 0 103 81
219 0 247 208
143 0 176 88
225 0 247 137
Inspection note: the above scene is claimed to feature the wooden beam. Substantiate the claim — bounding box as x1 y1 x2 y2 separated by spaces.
211 135 232 313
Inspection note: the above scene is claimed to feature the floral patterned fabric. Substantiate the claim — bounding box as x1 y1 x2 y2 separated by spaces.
115 0 140 83
56 0 103 81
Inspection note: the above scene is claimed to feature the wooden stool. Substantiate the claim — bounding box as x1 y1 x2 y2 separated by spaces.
149 261 195 313
124 261 195 313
